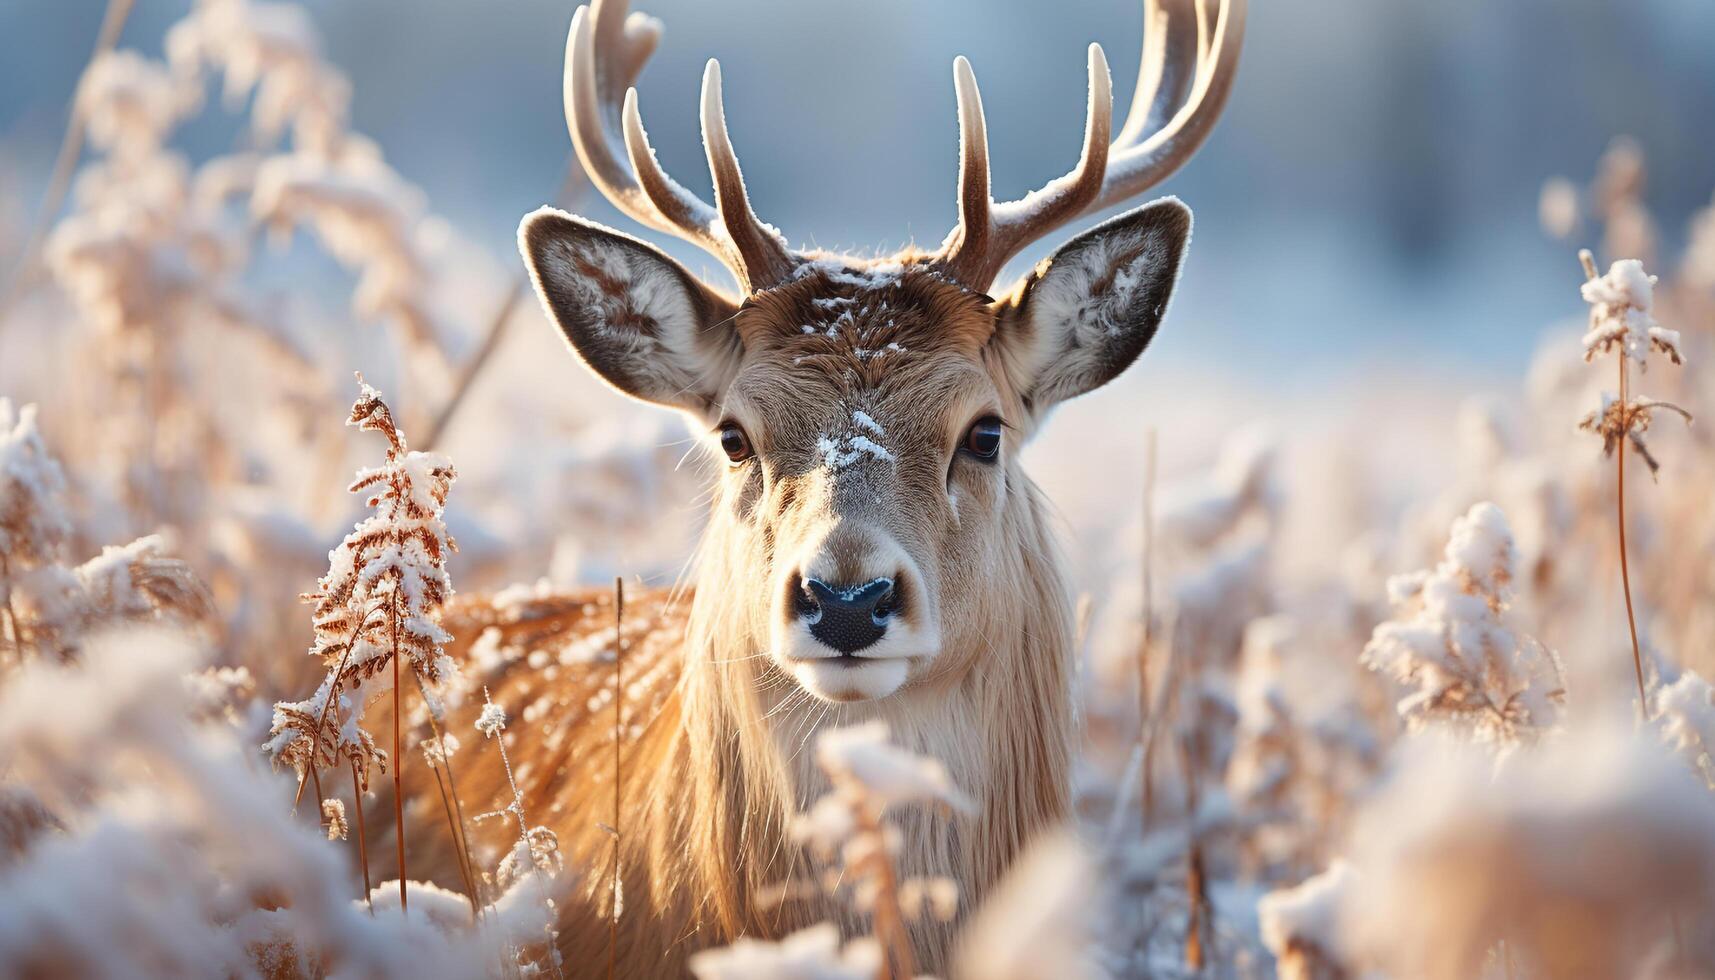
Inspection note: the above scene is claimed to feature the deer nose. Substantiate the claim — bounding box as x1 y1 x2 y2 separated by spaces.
793 575 899 654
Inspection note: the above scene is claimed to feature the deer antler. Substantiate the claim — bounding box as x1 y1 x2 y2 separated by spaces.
935 0 1246 290
564 0 797 292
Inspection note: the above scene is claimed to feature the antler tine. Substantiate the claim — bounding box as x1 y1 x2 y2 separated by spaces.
1092 0 1246 213
621 88 719 235
933 0 1243 290
1116 0 1197 146
564 1 798 293
700 61 797 292
566 4 671 234
940 57 991 269
941 45 1113 289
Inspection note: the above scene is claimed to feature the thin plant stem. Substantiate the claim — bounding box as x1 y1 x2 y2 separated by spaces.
1617 352 1648 718
0 551 25 665
310 755 326 815
352 763 374 913
1181 729 1209 970
0 0 135 324
1581 249 1650 719
393 632 407 912
428 759 479 921
293 596 380 814
609 577 625 980
420 160 586 452
849 788 916 980
418 693 481 919
1139 428 1158 831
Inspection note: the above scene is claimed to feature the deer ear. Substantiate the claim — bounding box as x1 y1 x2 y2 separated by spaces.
990 198 1191 413
520 207 742 416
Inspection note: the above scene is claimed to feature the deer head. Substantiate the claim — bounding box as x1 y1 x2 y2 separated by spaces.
522 0 1244 704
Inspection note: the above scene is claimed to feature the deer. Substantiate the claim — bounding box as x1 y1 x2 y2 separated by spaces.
413 0 1245 974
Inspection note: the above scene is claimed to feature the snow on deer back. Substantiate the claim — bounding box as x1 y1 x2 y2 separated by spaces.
433 0 1245 973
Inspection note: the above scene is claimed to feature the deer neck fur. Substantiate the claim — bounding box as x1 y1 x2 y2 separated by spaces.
643 467 1076 964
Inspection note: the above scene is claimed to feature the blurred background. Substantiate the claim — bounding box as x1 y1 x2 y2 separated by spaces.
0 0 1710 618
6 0 1712 378
3 5 1714 973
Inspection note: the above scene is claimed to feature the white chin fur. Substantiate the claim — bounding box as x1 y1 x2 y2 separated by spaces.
790 658 910 702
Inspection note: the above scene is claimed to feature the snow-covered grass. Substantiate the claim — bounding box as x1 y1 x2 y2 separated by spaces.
3 2 1715 977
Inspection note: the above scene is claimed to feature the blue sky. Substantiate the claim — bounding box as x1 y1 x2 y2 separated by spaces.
3 0 1712 378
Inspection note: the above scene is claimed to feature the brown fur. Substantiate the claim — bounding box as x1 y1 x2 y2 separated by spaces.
391 269 1076 976
402 201 1193 975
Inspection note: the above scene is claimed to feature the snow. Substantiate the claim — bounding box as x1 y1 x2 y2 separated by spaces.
1580 257 1683 366
1362 502 1564 742
320 799 348 840
0 400 72 567
1257 861 1355 967
1656 671 1715 786
851 410 885 436
1340 721 1715 978
476 698 508 737
688 924 881 980
814 431 895 471
814 721 971 811
76 51 197 157
955 833 1099 980
1157 431 1277 548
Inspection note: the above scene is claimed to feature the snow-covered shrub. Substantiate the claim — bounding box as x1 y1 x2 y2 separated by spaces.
0 399 72 570
1338 722 1715 980
1 400 209 662
1656 670 1715 788
0 629 553 978
1362 502 1565 743
1257 861 1356 980
265 378 459 791
953 832 1101 980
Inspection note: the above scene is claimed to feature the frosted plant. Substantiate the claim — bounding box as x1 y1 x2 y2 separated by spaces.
45 26 313 532
1227 617 1299 816
1340 723 1715 980
1578 391 1692 477
472 688 565 974
1576 251 1691 713
953 832 1100 980
1257 861 1356 980
166 0 351 155
1577 255 1691 479
0 628 560 978
1362 502 1565 743
1227 617 1314 877
252 152 463 374
1156 430 1278 550
264 378 458 911
1 400 209 662
789 721 972 979
1580 257 1682 365
265 670 386 788
1655 671 1715 789
321 798 349 840
0 400 72 580
75 50 200 163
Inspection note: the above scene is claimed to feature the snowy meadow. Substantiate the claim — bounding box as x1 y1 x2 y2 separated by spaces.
3 1 1715 977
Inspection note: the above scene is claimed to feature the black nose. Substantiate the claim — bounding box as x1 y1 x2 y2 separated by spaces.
797 577 898 654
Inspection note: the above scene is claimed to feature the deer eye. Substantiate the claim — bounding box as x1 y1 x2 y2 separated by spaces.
718 422 753 463
962 417 1004 461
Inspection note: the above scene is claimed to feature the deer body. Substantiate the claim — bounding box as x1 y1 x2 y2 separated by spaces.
424 0 1243 973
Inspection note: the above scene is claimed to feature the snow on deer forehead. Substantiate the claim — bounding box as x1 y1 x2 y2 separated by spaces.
728 265 1003 467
